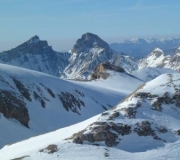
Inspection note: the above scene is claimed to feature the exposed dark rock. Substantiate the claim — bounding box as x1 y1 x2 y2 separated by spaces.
40 83 56 98
13 78 32 102
121 107 137 118
11 155 30 160
172 92 180 107
175 129 180 135
71 122 131 147
135 91 180 112
39 144 58 154
33 91 46 108
91 62 125 80
135 92 158 99
156 126 168 133
151 99 163 111
134 121 158 139
108 111 119 120
0 90 29 127
58 92 85 114
40 99 46 108
71 33 110 53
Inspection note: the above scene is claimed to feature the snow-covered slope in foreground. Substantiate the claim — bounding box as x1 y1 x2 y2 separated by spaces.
0 63 143 148
1 73 180 159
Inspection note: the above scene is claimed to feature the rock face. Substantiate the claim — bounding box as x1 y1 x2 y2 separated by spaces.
91 62 125 80
69 73 180 150
138 47 168 69
139 46 180 71
0 90 29 127
64 33 138 79
71 33 110 53
0 36 70 77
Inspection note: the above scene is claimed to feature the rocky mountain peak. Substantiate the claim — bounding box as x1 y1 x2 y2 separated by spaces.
174 47 180 55
152 47 164 56
9 35 52 56
71 32 110 53
91 62 125 80
147 47 164 58
27 35 40 44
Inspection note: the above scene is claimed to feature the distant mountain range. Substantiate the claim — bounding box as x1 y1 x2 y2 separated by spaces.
1 33 180 79
110 37 180 59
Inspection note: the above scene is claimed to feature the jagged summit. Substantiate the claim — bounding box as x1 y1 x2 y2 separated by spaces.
1 35 52 58
174 46 180 55
27 35 40 43
10 35 50 53
150 47 164 57
0 35 68 77
71 32 110 53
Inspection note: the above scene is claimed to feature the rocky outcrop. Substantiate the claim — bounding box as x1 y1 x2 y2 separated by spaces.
69 74 180 149
71 122 131 147
0 90 29 127
39 144 58 154
91 62 125 80
58 90 85 114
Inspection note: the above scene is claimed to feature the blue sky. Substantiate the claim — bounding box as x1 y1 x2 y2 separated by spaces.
0 0 179 51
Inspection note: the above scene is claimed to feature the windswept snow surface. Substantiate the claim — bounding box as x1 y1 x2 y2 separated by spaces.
71 70 143 94
0 64 143 148
1 74 180 159
132 67 178 81
0 113 180 160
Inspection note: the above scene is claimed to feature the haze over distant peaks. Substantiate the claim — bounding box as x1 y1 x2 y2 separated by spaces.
110 37 180 59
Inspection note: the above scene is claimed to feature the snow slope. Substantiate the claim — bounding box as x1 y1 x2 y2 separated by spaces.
138 47 169 69
72 70 143 94
0 63 143 148
1 73 180 159
132 67 178 81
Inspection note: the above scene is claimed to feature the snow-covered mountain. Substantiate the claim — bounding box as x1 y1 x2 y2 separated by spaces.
0 63 143 149
63 33 138 79
0 35 70 77
139 47 180 71
110 37 180 59
0 33 138 80
70 73 180 150
1 73 180 160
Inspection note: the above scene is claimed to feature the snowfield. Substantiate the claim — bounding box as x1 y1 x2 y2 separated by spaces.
0 73 180 159
0 63 143 149
0 113 180 160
